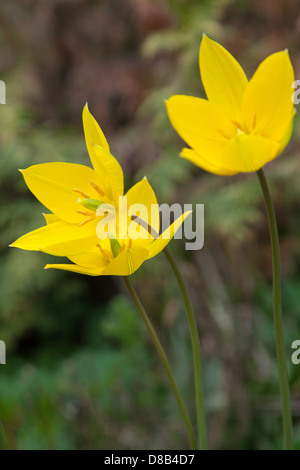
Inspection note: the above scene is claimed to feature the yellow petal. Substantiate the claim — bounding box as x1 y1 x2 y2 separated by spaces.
21 163 105 224
91 144 124 202
68 247 109 268
43 213 60 224
200 35 248 124
10 220 98 256
46 247 148 276
166 95 236 157
82 103 109 152
221 134 279 173
45 263 107 276
102 247 148 276
82 104 123 202
277 110 295 155
146 211 192 260
242 50 295 141
125 177 160 242
180 148 238 176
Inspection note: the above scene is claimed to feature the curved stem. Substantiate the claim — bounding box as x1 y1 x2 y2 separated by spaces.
257 168 293 450
123 276 197 450
163 246 208 450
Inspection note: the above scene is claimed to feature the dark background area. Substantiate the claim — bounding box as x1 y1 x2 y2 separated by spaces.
0 0 300 449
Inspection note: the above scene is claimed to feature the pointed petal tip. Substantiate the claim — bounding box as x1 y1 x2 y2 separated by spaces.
18 169 24 173
201 33 211 44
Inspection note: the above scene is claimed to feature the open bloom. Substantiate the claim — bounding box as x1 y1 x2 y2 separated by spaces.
166 35 295 174
11 105 190 275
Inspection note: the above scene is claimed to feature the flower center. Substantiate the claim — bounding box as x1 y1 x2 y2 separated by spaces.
232 112 257 136
72 181 115 226
97 237 132 260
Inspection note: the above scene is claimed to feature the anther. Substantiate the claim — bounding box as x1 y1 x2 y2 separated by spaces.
232 121 245 134
97 244 111 260
90 181 105 197
218 128 231 139
79 216 95 226
76 210 92 216
118 245 126 255
73 188 90 199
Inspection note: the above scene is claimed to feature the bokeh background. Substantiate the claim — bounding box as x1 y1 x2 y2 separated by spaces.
0 0 300 450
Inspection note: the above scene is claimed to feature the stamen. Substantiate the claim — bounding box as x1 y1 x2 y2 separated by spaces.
128 238 132 250
232 120 240 129
232 121 246 134
118 245 126 255
90 181 105 198
97 244 111 260
73 188 90 199
78 216 95 226
218 128 231 139
76 210 92 216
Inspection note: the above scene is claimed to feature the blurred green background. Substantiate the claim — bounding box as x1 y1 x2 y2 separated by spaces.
0 0 300 450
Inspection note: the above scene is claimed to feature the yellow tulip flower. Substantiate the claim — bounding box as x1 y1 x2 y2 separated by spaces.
166 35 295 174
11 105 190 276
40 207 189 276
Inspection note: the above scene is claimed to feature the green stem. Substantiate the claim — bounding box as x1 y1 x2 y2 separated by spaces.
123 276 198 450
257 168 293 450
163 246 208 450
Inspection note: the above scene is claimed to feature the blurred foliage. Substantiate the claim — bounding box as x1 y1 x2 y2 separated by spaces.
0 0 300 450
